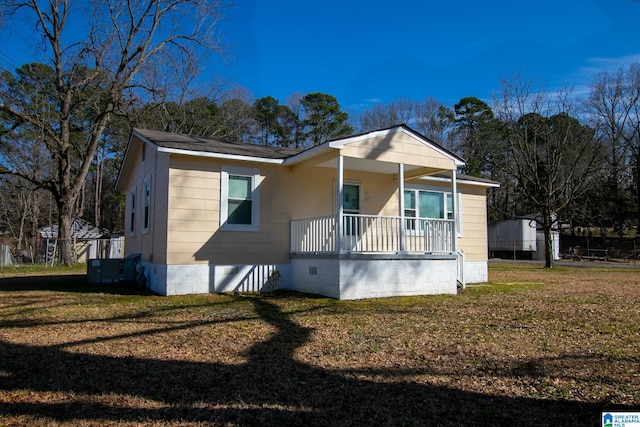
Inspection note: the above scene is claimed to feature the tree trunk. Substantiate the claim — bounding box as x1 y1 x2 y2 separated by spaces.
94 149 102 227
57 198 75 266
542 209 553 269
17 196 27 253
635 155 640 235
30 192 40 264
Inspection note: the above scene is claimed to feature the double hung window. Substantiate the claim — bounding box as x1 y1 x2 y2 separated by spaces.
221 166 260 231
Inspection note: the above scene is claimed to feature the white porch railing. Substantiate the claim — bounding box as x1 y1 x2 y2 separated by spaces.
291 214 454 254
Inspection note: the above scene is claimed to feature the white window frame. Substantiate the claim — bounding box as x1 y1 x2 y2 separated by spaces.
404 188 462 237
454 192 462 238
142 176 151 235
128 187 136 237
220 166 260 232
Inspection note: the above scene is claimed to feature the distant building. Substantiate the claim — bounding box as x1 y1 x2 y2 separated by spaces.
488 215 560 261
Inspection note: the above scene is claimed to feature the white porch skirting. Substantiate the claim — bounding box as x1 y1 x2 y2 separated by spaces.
141 263 291 296
291 257 458 300
139 258 483 298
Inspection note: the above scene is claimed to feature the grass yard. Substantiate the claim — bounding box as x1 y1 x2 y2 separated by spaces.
0 263 638 426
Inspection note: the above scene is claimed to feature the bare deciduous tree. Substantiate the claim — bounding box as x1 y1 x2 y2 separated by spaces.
586 63 640 232
495 73 604 268
0 0 225 264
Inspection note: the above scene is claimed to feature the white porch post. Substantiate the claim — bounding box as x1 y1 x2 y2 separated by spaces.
337 154 344 254
398 163 405 253
451 170 458 252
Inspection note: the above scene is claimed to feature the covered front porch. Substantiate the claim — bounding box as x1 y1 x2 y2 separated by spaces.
289 214 463 300
284 127 466 299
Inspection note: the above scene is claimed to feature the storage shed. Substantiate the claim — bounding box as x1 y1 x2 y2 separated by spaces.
488 217 560 260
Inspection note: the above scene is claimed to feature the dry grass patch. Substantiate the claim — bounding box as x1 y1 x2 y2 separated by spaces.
0 263 638 426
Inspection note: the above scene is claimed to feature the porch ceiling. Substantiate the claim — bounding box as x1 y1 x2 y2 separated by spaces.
315 156 448 178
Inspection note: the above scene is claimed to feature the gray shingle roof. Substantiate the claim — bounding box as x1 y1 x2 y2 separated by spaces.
133 128 302 160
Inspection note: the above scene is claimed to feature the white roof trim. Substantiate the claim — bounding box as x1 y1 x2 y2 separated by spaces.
156 146 284 164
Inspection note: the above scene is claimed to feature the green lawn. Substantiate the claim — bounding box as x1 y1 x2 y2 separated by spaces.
0 263 638 426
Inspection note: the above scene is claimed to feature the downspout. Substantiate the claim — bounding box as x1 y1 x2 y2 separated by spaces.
337 154 344 254
398 163 405 253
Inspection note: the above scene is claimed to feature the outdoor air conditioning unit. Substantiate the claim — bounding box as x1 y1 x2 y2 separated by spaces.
87 259 123 284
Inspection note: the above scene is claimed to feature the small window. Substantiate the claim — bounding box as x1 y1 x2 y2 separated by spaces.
221 166 260 231
129 188 136 236
404 190 417 230
142 176 151 234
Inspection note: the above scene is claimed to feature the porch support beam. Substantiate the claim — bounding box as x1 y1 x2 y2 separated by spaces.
393 167 448 182
398 163 406 253
451 170 458 253
337 154 344 254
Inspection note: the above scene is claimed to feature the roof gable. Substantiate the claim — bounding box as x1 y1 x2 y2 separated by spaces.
328 125 464 165
286 125 465 174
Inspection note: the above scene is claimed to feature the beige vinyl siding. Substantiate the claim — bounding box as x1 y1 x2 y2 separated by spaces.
165 161 408 265
284 168 400 219
166 159 294 265
162 148 490 266
150 151 170 264
341 132 457 172
122 139 144 256
121 137 169 264
457 186 489 262
166 156 221 264
282 167 335 219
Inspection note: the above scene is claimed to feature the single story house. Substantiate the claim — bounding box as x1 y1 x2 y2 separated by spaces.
115 125 499 299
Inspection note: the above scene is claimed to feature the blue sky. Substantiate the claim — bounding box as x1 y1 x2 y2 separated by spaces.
0 0 638 114
217 0 640 112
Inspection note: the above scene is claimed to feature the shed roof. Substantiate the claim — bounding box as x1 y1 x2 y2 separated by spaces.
39 218 110 240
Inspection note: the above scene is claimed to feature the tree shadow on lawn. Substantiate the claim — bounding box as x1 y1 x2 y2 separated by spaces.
0 297 630 426
0 273 156 295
